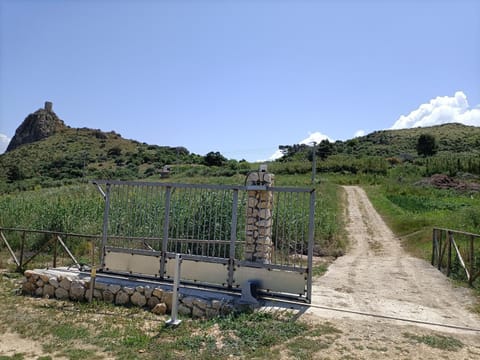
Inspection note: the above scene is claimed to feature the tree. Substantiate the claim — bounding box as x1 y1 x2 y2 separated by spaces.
417 134 438 157
203 151 227 167
316 139 334 160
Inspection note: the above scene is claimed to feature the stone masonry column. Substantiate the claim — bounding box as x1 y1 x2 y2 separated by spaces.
245 165 274 263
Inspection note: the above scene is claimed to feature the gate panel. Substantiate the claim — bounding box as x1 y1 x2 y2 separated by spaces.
93 180 315 302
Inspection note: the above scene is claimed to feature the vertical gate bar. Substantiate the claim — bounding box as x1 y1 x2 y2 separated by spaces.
228 189 239 289
160 186 172 279
470 235 474 286
431 228 436 266
446 231 452 277
100 184 111 269
307 189 315 303
438 230 443 270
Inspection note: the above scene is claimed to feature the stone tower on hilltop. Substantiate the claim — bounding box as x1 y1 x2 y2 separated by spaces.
6 101 67 152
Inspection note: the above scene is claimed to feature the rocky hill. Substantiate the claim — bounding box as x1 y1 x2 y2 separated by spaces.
6 102 67 152
0 103 202 192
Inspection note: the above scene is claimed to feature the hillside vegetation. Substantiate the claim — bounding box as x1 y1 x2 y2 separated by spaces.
2 122 480 193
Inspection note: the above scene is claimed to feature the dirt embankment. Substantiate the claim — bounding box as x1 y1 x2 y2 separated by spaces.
303 186 480 359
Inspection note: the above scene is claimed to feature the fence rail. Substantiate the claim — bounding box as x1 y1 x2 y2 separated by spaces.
0 227 101 272
431 227 480 286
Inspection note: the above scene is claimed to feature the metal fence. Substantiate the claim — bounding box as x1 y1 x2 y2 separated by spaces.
0 227 101 272
93 180 315 302
432 227 480 286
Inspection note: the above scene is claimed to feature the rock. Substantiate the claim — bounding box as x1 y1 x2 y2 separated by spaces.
6 104 67 152
123 287 135 295
94 282 107 291
22 282 35 294
192 306 205 318
161 292 173 310
39 274 50 283
181 296 195 308
211 300 222 310
115 291 130 305
43 284 55 298
36 279 44 287
103 290 114 303
135 286 144 294
107 284 121 295
131 292 147 307
35 287 43 296
24 270 35 278
55 287 69 300
85 289 102 300
152 303 167 315
144 286 153 298
178 304 191 316
147 296 160 309
59 278 72 291
152 288 163 298
193 298 209 310
49 278 59 288
70 281 85 300
206 308 219 318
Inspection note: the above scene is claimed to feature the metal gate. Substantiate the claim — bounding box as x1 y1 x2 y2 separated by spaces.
93 180 315 302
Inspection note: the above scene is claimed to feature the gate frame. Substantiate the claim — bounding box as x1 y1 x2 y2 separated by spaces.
93 179 315 302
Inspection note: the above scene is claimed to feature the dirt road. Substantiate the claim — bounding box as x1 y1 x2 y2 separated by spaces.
303 186 480 359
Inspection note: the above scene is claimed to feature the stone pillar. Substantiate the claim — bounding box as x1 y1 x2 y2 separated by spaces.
245 165 274 263
44 101 53 112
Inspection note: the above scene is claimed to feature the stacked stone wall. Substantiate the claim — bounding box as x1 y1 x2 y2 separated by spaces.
22 270 234 318
245 170 274 263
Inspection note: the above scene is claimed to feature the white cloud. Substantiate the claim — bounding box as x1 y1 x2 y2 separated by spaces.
299 131 333 145
266 131 333 161
267 149 284 161
391 91 480 130
354 129 365 138
0 134 11 154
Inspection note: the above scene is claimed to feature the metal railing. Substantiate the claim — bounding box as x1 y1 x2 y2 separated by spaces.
0 227 101 272
432 227 480 286
93 180 316 301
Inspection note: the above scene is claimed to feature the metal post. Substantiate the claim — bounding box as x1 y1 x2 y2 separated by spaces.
19 231 26 271
469 235 474 286
228 189 239 288
311 142 317 184
166 254 182 326
437 231 443 271
447 231 452 277
100 184 111 269
160 186 172 279
431 228 436 266
306 189 315 303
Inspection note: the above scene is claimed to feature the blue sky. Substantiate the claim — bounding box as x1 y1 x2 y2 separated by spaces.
1 0 479 161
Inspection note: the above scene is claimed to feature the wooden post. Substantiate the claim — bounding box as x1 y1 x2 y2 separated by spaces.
90 238 95 268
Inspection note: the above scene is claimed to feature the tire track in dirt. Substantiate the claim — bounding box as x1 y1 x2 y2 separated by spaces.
307 186 480 332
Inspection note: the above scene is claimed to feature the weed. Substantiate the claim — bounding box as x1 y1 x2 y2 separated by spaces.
403 332 464 351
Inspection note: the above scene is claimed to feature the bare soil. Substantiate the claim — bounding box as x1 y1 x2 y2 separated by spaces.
303 185 480 359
